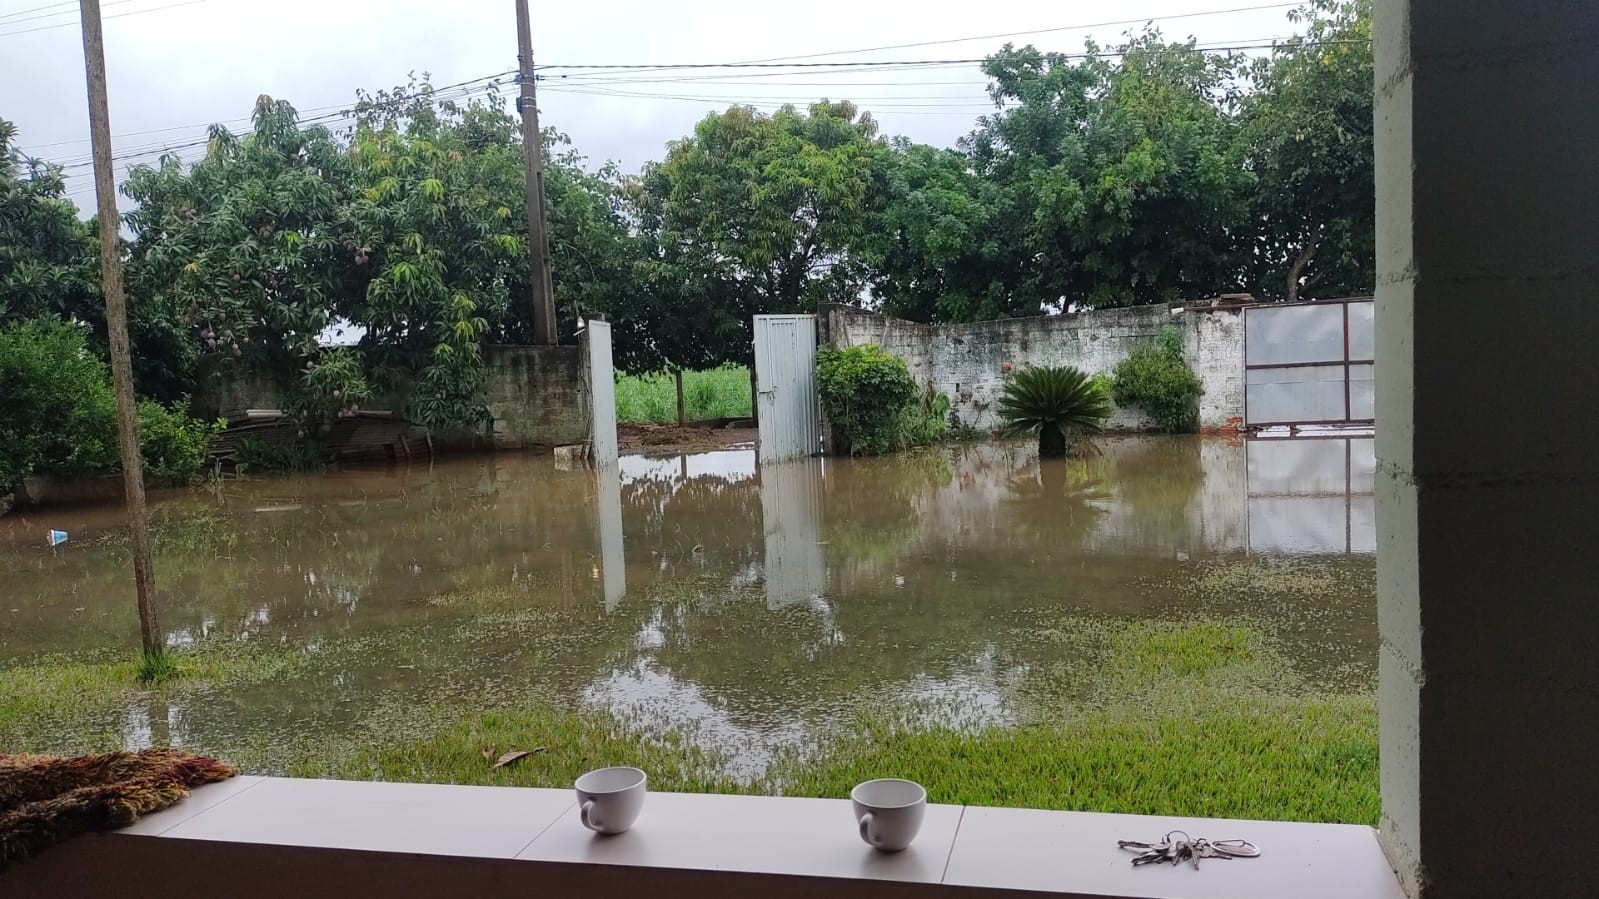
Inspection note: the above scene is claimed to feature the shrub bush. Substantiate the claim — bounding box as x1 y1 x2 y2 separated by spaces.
1112 329 1203 433
0 320 118 488
0 319 222 490
997 365 1114 457
816 345 937 456
137 399 226 485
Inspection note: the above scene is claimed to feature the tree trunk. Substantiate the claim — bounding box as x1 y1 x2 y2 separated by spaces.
749 366 759 426
674 369 686 426
1038 423 1067 458
1285 224 1321 304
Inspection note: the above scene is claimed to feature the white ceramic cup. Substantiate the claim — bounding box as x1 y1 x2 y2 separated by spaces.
851 778 927 852
575 766 647 835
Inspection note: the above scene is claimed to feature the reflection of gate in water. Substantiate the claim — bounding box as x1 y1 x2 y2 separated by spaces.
759 457 826 609
1244 299 1374 428
1246 437 1375 555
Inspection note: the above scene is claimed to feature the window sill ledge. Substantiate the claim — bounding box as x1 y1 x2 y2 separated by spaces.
4 776 1406 899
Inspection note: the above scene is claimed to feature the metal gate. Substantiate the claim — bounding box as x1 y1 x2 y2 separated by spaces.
753 315 820 462
1243 298 1374 428
586 319 618 467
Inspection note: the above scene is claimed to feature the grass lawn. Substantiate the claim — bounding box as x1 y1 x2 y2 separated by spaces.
614 366 751 424
2 613 1377 826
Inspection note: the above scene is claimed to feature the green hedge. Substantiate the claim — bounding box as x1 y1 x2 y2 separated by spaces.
816 344 944 455
0 319 222 490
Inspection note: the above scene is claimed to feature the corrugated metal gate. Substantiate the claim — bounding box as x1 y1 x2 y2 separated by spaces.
1244 298 1374 427
753 315 820 462
586 319 618 468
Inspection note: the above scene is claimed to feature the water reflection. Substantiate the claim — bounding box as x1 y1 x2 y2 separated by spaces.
0 436 1375 770
1246 437 1375 555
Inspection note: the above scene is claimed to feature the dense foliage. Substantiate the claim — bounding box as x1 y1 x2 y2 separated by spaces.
1112 330 1203 433
0 1 1374 473
0 320 220 489
816 345 943 456
998 366 1113 457
0 319 118 488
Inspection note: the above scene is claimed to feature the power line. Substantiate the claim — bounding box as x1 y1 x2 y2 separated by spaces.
544 84 998 109
0 0 73 21
0 0 208 38
726 1 1306 64
536 37 1365 83
0 0 143 26
38 71 515 169
540 37 1362 88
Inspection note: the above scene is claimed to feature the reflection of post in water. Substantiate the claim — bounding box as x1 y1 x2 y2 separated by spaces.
760 457 826 609
596 466 626 612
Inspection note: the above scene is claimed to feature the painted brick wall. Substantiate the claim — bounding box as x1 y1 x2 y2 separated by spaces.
482 345 588 449
821 305 1244 433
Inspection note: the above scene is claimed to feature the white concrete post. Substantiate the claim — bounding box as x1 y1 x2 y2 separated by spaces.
1375 1 1599 896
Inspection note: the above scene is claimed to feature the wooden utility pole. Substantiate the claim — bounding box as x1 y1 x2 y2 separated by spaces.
78 0 161 656
515 0 558 345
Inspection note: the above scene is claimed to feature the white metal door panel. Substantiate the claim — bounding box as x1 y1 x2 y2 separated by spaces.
587 319 618 468
753 315 819 463
1243 299 1374 427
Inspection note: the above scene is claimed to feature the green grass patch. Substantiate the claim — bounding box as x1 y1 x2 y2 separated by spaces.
135 648 181 684
614 366 751 424
766 697 1378 824
292 707 739 793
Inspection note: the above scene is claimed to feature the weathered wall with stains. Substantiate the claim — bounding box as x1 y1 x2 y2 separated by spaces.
820 305 1244 433
482 345 588 449
194 345 589 451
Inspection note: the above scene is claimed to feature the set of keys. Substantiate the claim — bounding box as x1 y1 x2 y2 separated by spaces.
1117 831 1260 869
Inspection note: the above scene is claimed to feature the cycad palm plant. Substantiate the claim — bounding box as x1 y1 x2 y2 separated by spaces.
997 366 1114 458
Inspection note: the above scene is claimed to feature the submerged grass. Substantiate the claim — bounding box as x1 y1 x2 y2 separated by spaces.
0 608 1376 824
614 365 752 424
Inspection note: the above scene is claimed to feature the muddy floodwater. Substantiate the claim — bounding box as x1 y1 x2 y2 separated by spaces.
0 436 1375 773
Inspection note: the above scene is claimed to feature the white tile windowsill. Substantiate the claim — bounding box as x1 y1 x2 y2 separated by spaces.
3 777 1407 899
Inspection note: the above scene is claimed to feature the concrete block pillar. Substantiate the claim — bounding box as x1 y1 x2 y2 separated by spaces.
1375 2 1599 896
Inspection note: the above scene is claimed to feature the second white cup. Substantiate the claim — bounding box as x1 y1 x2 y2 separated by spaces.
575 766 647 834
851 778 927 852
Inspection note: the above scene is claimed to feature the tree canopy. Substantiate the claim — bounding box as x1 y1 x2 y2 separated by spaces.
1 0 1374 435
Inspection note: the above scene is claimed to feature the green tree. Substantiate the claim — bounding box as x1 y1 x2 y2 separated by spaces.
0 120 100 328
343 92 521 429
1241 0 1374 301
866 139 1034 323
632 101 886 371
967 34 1251 309
123 96 353 414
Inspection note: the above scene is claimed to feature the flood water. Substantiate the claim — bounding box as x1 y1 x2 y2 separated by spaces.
0 436 1376 773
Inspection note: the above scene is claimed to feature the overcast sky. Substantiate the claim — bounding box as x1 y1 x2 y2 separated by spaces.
1 0 1300 209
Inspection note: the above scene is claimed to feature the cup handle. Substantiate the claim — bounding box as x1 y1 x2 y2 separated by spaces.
859 811 878 848
581 800 601 833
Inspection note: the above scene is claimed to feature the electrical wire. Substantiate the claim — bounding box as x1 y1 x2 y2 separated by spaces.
0 0 209 38
0 0 146 26
724 1 1307 64
537 38 1367 80
36 70 515 169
